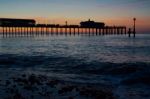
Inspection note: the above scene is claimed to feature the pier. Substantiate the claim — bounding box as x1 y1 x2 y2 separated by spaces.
0 25 127 36
0 18 128 37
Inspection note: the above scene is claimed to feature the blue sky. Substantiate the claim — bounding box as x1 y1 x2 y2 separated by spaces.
0 0 150 32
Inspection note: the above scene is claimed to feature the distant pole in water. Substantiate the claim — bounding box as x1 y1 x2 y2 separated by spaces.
128 28 131 37
133 18 136 37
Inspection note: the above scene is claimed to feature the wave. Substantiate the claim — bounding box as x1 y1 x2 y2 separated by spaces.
0 54 149 75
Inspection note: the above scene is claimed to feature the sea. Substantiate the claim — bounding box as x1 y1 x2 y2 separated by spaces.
0 33 150 99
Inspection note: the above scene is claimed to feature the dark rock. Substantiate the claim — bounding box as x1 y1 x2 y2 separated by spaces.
5 80 11 86
30 95 34 99
21 74 26 78
10 88 15 93
38 92 50 97
0 58 15 65
6 87 18 94
79 87 114 99
58 85 75 94
38 75 47 81
13 92 25 99
23 85 33 91
12 84 17 88
14 78 29 85
46 79 59 88
122 75 150 85
28 74 37 85
68 96 74 99
28 74 41 85
107 65 142 75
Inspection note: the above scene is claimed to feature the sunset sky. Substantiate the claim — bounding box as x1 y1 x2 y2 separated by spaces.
0 0 150 33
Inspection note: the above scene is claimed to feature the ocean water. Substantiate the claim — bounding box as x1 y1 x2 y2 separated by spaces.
0 33 150 98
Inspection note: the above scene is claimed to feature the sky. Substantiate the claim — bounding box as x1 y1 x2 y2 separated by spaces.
0 0 150 33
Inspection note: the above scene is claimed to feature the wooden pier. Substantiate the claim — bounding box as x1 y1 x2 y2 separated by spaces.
0 25 127 36
0 18 134 37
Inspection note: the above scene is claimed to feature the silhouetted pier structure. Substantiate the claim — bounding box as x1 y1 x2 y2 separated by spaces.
128 18 136 37
0 18 127 37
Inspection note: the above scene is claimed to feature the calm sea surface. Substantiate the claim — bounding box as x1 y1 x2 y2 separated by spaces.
0 33 150 98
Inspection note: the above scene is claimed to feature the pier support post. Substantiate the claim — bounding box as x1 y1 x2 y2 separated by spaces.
8 27 10 35
56 27 58 35
41 27 43 35
92 28 94 35
99 29 101 35
31 27 33 35
117 28 119 35
5 27 7 35
128 28 131 37
2 27 4 35
102 28 104 35
78 28 79 35
111 28 113 34
106 27 108 35
89 28 90 35
30 27 32 35
60 28 62 35
35 27 37 35
12 27 14 35
69 28 71 35
121 28 123 34
46 27 48 35
133 18 136 37
74 28 75 35
27 27 28 35
65 28 67 34
17 27 20 36
96 28 98 35
20 27 22 36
